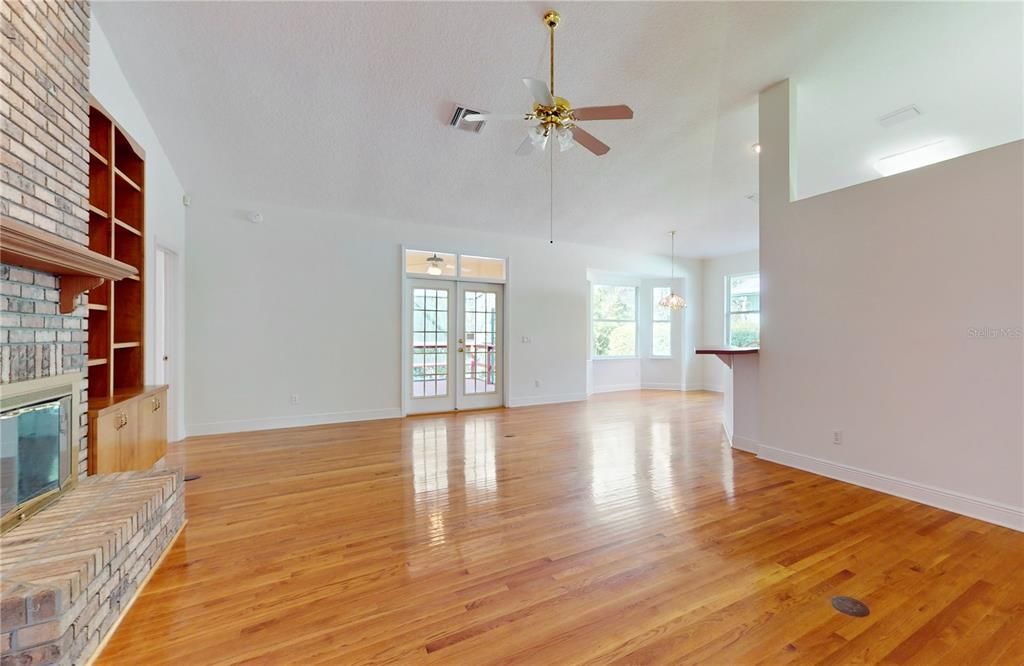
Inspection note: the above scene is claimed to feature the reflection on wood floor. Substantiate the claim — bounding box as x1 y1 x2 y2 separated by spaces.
98 390 1024 665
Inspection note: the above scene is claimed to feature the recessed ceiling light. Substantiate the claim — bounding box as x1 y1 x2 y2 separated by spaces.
752 143 761 154
874 140 950 177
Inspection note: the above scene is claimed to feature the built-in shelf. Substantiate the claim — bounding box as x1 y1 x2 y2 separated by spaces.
0 218 138 314
114 168 141 192
88 146 108 165
86 358 108 367
88 97 146 405
113 218 142 236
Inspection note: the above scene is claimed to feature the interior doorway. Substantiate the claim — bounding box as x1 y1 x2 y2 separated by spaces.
154 245 179 440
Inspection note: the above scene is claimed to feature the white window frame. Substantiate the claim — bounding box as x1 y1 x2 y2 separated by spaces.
591 284 638 360
650 286 673 359
404 249 507 284
725 271 760 347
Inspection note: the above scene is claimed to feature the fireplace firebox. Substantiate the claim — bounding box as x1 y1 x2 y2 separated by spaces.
0 373 82 532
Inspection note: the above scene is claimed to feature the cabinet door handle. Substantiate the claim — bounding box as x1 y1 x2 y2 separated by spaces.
116 412 127 429
152 397 161 412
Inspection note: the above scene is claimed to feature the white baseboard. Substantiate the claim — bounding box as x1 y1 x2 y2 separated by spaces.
732 435 760 455
507 392 588 408
678 384 723 393
590 383 642 394
640 382 683 391
758 445 1024 532
187 408 402 437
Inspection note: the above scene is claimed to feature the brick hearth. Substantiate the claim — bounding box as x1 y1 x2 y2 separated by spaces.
0 469 185 665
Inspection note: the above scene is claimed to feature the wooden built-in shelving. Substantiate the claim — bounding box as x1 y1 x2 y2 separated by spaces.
87 99 146 401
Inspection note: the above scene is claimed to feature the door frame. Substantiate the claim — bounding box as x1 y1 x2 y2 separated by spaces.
153 241 181 442
400 245 510 416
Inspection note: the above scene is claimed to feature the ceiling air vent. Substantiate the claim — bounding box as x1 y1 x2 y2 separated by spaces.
450 106 485 133
878 105 921 128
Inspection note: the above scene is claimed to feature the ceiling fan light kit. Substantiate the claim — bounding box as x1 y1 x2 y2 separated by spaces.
470 9 634 157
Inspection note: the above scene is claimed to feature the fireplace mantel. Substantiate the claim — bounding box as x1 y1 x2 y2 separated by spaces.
0 217 138 313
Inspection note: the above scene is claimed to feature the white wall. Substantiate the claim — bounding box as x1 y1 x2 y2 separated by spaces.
701 250 759 391
759 80 1023 530
90 18 188 441
185 199 702 435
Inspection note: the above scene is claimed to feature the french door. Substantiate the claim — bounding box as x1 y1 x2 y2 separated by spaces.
407 279 503 414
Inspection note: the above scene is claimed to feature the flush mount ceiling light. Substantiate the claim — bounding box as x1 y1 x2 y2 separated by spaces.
425 253 444 276
752 142 761 154
874 140 950 177
658 231 687 311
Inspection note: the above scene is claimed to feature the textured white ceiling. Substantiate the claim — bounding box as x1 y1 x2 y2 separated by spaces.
94 2 1022 257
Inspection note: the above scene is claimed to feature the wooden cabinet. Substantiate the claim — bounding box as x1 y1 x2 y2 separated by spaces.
138 391 167 468
89 386 167 474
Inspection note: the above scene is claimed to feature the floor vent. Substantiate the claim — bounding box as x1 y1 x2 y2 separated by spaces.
831 596 870 617
450 106 485 133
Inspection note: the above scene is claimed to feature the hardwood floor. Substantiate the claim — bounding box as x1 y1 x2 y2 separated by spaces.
98 391 1024 665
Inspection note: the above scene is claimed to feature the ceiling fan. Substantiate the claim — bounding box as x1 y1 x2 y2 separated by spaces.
465 10 634 156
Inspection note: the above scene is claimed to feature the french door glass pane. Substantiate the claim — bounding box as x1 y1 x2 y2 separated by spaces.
464 290 497 394
412 288 449 397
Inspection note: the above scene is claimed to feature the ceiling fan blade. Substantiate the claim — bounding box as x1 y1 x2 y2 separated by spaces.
572 105 634 121
523 78 554 107
515 135 537 156
464 112 534 122
570 126 610 156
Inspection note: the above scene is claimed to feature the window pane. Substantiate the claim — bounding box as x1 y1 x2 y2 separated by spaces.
729 273 760 295
592 285 636 321
729 293 759 314
406 249 457 276
593 322 636 357
412 287 449 397
729 313 760 348
460 255 506 280
653 287 671 321
652 321 671 356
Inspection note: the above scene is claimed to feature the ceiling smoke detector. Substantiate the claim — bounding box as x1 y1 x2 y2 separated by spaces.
450 106 486 133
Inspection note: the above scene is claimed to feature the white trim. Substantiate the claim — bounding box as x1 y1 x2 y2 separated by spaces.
590 383 643 394
507 392 588 408
682 384 723 393
758 445 1024 532
640 382 683 391
732 435 760 455
187 408 403 437
722 419 733 445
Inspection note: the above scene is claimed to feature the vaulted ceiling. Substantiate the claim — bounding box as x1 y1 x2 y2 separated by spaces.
95 1 1022 256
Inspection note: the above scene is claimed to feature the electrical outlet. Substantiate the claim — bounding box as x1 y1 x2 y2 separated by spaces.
534 379 541 388
521 336 532 344
832 430 842 446
290 394 300 405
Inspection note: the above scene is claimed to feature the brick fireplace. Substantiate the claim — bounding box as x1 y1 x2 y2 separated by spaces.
1 0 91 475
2 2 185 664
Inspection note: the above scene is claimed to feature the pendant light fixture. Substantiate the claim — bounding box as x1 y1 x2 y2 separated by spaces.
425 253 444 276
658 231 687 310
